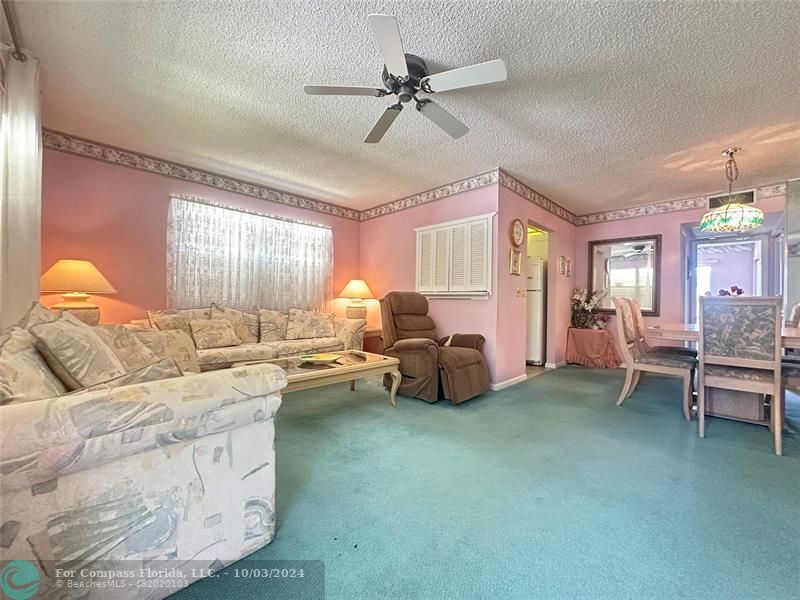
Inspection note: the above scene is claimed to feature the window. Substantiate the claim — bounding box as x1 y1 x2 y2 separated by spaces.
415 213 494 296
167 196 333 310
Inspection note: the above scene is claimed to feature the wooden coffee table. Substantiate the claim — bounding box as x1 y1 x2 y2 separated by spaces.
234 350 402 406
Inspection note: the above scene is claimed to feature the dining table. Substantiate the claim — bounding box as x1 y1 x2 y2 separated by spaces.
646 322 800 424
646 323 800 349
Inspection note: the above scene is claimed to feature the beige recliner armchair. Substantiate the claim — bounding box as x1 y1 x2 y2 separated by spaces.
379 291 490 404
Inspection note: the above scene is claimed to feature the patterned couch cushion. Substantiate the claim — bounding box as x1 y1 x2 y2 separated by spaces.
285 308 335 340
0 327 67 404
30 311 126 390
190 319 242 350
133 329 201 373
93 324 160 372
148 308 211 336
259 309 289 342
211 303 259 344
79 358 183 392
16 302 59 330
272 337 343 357
197 343 279 370
705 364 774 383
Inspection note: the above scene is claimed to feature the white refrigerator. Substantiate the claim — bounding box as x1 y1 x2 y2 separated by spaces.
526 257 547 365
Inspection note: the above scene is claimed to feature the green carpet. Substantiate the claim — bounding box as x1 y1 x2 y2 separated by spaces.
174 367 799 600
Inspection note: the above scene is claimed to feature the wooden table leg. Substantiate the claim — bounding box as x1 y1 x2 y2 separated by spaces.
350 380 356 391
388 370 401 406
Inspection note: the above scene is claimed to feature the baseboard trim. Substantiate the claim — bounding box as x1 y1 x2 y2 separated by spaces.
545 361 566 369
490 374 529 391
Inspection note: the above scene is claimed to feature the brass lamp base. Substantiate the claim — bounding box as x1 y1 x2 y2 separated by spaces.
345 300 367 320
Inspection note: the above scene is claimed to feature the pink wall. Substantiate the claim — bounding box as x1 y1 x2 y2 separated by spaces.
359 184 577 384
496 187 576 379
359 186 501 379
41 150 361 324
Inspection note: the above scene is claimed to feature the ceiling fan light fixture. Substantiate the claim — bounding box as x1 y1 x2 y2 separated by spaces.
699 147 764 233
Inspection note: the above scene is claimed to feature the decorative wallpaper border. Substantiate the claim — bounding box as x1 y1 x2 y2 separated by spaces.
42 129 362 221
497 170 578 225
574 182 788 226
358 170 500 221
42 129 788 227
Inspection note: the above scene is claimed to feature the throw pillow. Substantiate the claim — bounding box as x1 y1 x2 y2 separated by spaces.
285 308 335 340
79 358 183 392
0 327 68 404
30 311 126 390
211 303 259 344
189 319 241 350
15 301 58 330
258 309 289 342
93 325 160 372
147 308 211 336
133 329 201 373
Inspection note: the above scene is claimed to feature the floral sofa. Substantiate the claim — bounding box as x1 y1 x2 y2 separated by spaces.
0 303 287 599
134 304 367 371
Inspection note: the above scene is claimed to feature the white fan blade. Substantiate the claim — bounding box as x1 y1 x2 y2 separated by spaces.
421 59 507 93
364 104 403 144
368 14 408 79
418 101 469 139
304 85 385 97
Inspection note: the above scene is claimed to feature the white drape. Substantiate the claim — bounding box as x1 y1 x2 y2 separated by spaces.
166 196 334 311
0 47 41 330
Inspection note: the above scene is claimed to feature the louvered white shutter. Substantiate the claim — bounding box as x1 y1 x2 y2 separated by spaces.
449 224 468 291
467 219 489 292
417 230 434 292
415 212 494 296
432 227 450 292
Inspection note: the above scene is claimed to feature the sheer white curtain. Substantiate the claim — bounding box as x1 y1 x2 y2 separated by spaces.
167 196 334 311
0 47 41 330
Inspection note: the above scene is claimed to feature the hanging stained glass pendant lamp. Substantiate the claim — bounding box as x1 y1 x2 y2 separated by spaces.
699 147 764 233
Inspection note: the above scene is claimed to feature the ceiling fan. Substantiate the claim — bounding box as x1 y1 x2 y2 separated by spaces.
303 14 508 143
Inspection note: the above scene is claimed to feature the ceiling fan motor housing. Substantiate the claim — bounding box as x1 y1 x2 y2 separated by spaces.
382 53 428 102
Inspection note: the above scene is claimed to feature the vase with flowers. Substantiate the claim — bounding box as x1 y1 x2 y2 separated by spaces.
571 288 606 329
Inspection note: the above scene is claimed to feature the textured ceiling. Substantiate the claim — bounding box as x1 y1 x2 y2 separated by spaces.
9 0 800 213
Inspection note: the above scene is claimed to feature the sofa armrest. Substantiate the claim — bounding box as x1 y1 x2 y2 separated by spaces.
393 338 440 353
439 334 486 351
0 364 287 492
334 317 367 350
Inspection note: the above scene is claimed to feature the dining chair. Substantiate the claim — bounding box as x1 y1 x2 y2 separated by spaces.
698 296 783 455
613 297 696 420
627 298 697 359
789 302 800 327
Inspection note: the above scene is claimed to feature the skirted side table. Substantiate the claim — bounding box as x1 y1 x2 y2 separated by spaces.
565 327 621 369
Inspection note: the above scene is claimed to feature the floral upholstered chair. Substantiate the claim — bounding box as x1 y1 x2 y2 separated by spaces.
698 296 783 455
626 298 697 359
613 297 696 420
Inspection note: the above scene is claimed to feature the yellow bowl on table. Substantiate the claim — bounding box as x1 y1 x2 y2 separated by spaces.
299 353 341 364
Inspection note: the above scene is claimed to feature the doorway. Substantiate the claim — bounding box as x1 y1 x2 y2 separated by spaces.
526 225 548 370
683 211 784 323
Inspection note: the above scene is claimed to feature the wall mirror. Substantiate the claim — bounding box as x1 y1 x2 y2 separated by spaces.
588 234 661 315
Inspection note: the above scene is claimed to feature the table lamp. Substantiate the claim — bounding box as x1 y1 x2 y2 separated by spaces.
338 279 374 319
40 259 117 325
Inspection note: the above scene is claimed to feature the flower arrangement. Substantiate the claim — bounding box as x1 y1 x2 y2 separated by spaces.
592 313 610 330
571 288 606 329
717 285 744 297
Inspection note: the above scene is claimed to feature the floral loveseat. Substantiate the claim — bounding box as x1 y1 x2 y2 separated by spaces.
133 304 367 371
0 303 287 599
